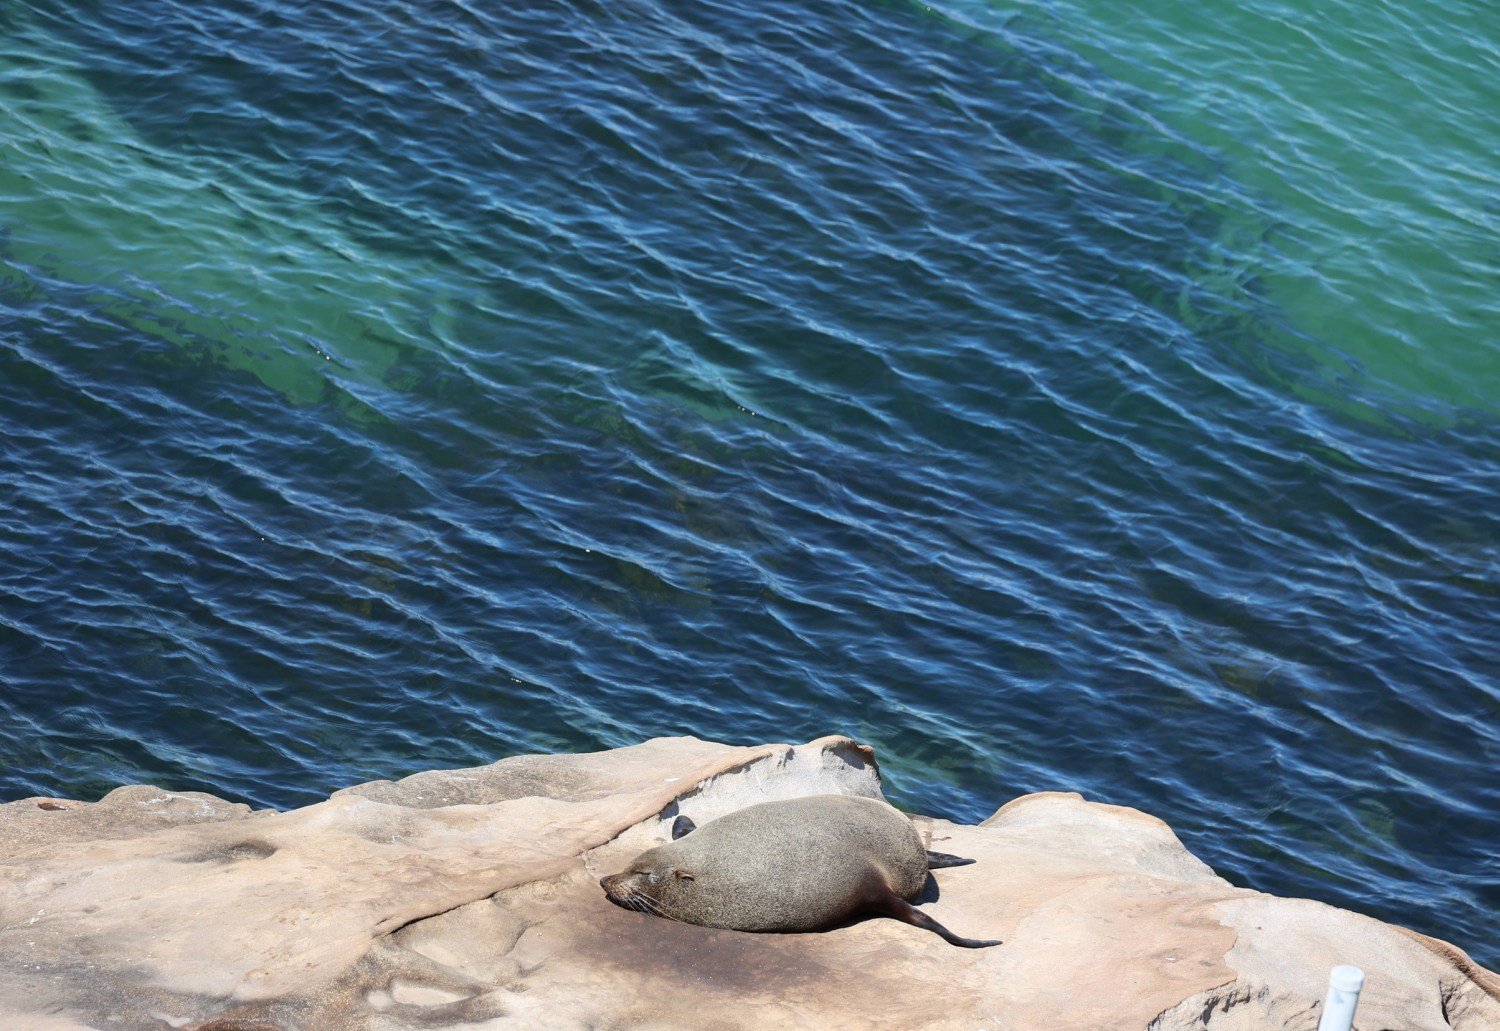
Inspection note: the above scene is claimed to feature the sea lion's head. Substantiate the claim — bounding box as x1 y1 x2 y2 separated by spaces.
598 842 699 921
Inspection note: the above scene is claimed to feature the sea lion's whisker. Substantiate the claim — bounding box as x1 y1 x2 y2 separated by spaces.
624 888 660 918
628 889 666 917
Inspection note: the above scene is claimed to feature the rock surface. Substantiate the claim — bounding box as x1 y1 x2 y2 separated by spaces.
1 735 1495 1030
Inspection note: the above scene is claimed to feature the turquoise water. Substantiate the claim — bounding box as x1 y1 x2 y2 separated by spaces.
2 0 1496 964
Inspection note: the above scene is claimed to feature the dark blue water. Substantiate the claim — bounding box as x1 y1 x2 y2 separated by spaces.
2 0 1496 965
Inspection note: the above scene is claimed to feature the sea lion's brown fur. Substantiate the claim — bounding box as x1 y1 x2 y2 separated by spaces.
599 794 1000 948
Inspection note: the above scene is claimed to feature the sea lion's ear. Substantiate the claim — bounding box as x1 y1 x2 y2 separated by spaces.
671 815 696 840
671 868 694 881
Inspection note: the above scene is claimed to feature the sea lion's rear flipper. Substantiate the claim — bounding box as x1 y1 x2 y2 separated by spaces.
925 850 975 869
671 814 696 840
878 893 1002 949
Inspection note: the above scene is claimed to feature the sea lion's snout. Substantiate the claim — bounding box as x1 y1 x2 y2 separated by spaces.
600 869 667 916
599 870 644 900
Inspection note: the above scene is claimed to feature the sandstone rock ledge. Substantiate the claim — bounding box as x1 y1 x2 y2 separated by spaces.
1 735 1495 1031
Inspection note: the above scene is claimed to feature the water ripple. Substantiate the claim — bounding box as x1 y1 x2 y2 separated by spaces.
1 0 1496 967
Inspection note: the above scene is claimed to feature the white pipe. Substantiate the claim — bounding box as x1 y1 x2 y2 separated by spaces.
1316 965 1365 1031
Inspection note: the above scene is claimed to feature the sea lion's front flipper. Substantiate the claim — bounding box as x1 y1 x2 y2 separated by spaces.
878 893 1001 949
925 850 975 869
671 814 696 840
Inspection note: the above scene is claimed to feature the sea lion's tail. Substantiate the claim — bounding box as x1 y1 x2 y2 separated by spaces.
879 893 1002 949
925 850 976 869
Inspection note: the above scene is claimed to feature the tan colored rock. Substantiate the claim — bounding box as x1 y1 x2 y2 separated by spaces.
0 736 1495 1030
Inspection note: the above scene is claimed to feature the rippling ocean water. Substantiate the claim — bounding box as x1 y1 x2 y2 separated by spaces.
1 0 1495 964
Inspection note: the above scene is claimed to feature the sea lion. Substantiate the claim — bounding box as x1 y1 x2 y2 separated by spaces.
598 794 1001 948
